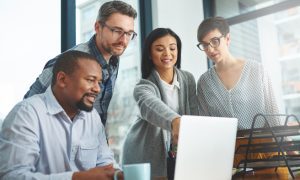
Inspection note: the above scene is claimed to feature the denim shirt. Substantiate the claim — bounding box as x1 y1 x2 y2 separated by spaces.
0 87 115 180
23 35 119 126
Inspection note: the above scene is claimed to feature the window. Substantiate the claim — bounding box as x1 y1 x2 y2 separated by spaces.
215 0 287 18
0 1 60 120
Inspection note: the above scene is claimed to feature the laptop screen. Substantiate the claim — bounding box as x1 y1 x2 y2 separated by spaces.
174 115 238 180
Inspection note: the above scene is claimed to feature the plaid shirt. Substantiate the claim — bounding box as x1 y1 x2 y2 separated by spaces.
24 35 119 126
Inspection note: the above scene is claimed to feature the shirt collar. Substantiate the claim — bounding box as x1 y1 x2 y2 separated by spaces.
172 72 180 89
88 34 119 68
44 87 86 118
154 70 180 89
44 86 65 115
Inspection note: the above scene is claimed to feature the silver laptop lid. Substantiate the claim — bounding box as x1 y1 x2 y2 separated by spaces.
174 115 238 180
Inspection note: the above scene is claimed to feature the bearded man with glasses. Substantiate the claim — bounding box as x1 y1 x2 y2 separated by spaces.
24 1 137 127
196 16 281 168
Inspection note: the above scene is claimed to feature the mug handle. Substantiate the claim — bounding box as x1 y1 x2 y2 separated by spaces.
114 169 122 180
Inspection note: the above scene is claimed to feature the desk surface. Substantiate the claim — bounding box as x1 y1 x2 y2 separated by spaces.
232 167 300 180
154 167 300 180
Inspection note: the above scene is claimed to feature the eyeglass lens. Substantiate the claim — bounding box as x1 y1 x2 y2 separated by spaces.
197 35 223 51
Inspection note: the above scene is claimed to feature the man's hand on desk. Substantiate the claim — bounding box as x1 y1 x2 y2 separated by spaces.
72 164 124 180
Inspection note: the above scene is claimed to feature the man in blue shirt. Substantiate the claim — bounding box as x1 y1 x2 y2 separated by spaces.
0 51 121 180
24 1 137 126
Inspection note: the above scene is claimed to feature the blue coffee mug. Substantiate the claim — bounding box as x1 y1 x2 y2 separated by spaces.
114 163 150 180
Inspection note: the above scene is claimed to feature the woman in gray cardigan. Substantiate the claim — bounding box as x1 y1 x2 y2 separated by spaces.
122 28 199 177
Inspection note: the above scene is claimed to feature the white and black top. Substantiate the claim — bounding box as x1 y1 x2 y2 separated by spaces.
197 60 280 130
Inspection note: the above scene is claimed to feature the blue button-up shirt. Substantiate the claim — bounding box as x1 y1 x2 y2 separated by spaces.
0 87 115 180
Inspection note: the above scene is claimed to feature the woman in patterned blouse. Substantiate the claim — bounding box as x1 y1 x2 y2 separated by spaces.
196 16 280 167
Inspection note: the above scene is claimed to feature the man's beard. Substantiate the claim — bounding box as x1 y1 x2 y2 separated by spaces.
104 42 126 56
76 93 97 112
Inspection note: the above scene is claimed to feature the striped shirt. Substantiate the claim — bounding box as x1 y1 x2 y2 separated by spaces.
197 60 279 129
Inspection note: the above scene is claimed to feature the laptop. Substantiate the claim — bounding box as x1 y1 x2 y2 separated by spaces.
174 115 238 180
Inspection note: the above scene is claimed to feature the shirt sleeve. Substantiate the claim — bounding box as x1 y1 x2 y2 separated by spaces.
197 76 210 116
23 66 54 99
95 113 117 169
186 72 200 116
0 103 74 180
262 67 281 126
133 80 180 131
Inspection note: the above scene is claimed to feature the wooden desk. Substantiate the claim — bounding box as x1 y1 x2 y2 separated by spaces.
232 167 300 180
154 167 300 180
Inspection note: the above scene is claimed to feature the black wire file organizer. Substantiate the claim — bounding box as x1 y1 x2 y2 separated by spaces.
235 113 300 179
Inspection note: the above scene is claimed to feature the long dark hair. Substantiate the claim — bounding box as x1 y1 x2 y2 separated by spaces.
141 28 182 79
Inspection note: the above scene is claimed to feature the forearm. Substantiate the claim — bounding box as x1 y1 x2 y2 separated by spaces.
140 100 179 130
134 84 180 130
1 171 73 180
0 140 74 180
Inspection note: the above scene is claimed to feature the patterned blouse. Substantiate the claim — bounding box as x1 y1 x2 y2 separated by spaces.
197 60 279 130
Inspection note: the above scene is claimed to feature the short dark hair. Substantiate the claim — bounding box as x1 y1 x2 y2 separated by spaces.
197 16 229 42
141 28 182 79
96 1 137 23
52 50 99 86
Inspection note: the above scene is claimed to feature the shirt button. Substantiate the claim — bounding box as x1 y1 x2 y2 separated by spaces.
72 146 76 152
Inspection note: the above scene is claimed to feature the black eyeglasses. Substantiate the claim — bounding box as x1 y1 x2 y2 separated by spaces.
101 22 137 41
197 35 224 51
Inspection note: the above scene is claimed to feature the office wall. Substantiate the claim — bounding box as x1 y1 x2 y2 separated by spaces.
151 0 207 80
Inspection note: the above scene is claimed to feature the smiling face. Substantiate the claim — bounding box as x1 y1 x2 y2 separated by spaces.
95 13 135 60
150 35 178 74
58 59 102 115
201 29 230 64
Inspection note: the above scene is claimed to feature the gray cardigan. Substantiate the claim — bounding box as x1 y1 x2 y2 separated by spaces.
122 68 199 177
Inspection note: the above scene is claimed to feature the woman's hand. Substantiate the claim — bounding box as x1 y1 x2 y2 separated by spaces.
171 117 181 145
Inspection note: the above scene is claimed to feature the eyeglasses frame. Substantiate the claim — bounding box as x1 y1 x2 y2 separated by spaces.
196 34 224 51
100 22 137 40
